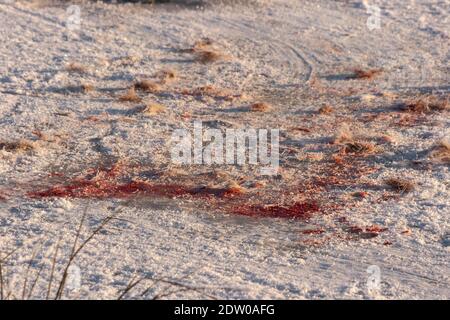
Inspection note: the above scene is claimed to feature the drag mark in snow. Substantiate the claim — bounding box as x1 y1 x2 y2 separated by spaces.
22 161 396 246
27 179 246 200
24 152 391 241
25 165 321 220
27 174 321 220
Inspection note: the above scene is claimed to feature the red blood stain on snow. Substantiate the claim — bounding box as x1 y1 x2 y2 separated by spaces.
28 179 244 200
48 172 65 177
28 170 320 219
24 156 387 238
346 225 388 234
232 202 320 219
343 224 388 239
27 162 249 201
301 228 326 235
29 180 172 199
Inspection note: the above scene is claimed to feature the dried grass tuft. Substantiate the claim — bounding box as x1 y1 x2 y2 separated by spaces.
380 134 395 144
143 102 166 116
249 102 272 112
119 87 141 102
318 105 334 114
0 205 116 300
352 191 369 199
385 177 415 193
0 140 34 153
66 62 87 73
190 85 220 96
333 125 379 155
429 140 450 163
344 141 377 154
156 69 177 84
351 68 383 80
195 50 223 63
188 38 224 63
223 181 246 196
193 38 214 50
53 206 116 299
400 95 449 113
134 80 161 93
81 83 94 93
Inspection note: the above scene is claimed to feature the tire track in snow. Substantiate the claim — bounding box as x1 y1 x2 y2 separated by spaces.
206 14 315 84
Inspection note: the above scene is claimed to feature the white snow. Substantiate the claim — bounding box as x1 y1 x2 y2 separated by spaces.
0 0 448 299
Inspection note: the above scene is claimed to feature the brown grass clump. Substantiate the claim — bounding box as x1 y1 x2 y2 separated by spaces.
156 69 177 84
193 38 214 50
385 177 415 193
249 102 272 112
81 83 94 93
380 134 395 144
343 141 377 154
401 99 428 113
333 125 378 155
429 140 450 163
351 68 383 80
185 38 226 63
195 50 223 63
142 102 166 116
352 191 369 199
223 181 247 197
318 105 333 114
118 87 141 102
190 85 225 97
0 140 34 153
134 80 161 93
66 62 87 73
400 95 449 113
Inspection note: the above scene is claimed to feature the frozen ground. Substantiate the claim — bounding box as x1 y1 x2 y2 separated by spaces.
0 0 449 299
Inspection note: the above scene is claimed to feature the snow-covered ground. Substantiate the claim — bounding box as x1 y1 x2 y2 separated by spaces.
0 0 448 299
